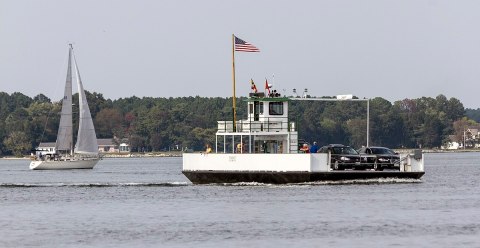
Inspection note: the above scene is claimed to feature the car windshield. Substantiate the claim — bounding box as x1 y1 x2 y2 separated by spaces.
371 147 395 155
332 147 358 155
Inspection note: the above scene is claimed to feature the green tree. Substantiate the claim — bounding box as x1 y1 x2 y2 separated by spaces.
94 108 124 138
10 92 33 109
465 108 480 122
5 108 30 133
346 118 366 148
369 97 403 148
33 94 51 103
4 131 31 156
26 101 60 145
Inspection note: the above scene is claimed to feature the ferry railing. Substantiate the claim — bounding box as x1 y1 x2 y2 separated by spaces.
357 149 424 172
217 117 296 133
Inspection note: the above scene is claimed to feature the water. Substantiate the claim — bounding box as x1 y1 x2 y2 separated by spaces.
1 153 479 247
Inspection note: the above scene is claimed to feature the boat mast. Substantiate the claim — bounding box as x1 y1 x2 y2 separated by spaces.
69 44 74 156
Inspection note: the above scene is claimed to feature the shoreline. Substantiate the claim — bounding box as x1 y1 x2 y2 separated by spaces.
2 149 479 160
1 152 183 160
395 149 480 153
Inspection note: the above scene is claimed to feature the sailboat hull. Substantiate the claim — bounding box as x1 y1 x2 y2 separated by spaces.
29 158 99 170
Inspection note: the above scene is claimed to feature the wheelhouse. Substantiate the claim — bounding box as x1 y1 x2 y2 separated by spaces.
215 93 298 154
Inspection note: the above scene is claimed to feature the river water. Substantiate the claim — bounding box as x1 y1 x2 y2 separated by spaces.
1 153 479 247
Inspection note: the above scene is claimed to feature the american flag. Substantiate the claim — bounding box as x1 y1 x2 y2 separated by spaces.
235 36 260 52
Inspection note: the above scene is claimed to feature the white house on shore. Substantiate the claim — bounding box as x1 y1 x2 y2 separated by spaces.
34 142 56 156
443 135 460 150
35 138 130 155
443 127 480 149
97 138 131 153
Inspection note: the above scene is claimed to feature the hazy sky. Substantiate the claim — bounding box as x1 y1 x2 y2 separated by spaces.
1 0 480 108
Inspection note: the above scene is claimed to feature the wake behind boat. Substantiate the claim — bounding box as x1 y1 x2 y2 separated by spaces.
30 44 99 170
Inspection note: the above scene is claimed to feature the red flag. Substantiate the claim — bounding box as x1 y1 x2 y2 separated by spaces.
265 79 271 95
250 79 258 93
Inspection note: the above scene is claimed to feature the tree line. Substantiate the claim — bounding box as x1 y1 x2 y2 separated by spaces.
0 91 478 156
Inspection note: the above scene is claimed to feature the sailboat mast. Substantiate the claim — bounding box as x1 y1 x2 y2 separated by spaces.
69 44 74 156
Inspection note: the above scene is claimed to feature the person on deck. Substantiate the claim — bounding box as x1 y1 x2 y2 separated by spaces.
310 142 319 153
300 143 310 153
205 144 212 153
236 143 243 153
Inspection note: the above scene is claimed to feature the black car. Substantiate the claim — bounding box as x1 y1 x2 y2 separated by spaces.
357 146 400 171
318 144 363 170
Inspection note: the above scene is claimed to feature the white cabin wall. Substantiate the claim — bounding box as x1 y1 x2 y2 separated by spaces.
284 101 288 117
184 153 331 172
400 153 424 172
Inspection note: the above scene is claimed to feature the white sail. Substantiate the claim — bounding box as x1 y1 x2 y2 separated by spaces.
30 44 100 170
73 52 99 155
55 46 73 152
30 44 99 170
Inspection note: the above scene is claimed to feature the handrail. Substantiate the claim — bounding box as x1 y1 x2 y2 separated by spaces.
217 116 295 133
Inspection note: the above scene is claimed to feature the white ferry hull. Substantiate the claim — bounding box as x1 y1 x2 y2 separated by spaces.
30 158 99 170
182 153 425 184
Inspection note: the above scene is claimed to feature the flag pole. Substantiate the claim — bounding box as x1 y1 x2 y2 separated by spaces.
232 34 237 132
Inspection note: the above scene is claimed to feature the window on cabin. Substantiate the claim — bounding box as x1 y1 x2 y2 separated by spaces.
253 102 260 121
269 102 283 115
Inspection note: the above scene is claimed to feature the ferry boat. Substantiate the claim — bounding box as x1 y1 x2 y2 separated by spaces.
182 92 425 184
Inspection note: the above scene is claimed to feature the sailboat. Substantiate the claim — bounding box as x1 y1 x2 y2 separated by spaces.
30 44 100 170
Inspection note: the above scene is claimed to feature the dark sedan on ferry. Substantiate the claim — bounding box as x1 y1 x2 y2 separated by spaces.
357 146 401 171
318 144 363 170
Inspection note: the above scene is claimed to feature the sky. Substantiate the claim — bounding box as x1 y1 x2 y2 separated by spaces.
1 0 480 108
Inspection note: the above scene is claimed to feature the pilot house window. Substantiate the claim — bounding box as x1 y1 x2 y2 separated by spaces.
269 102 283 115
